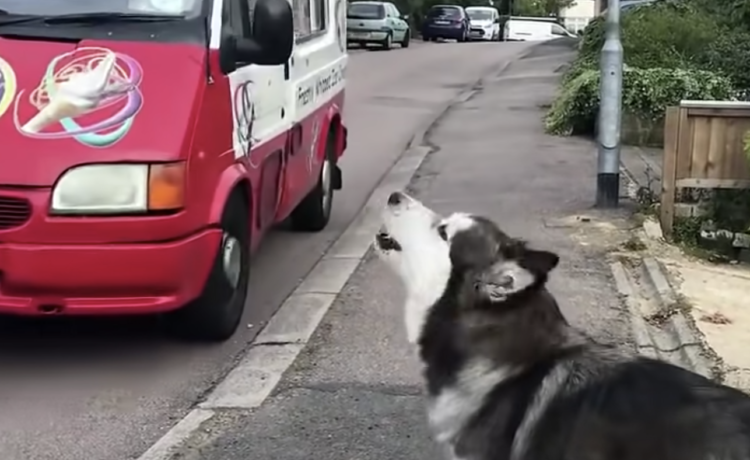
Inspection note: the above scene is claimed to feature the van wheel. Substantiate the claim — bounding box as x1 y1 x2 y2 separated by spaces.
401 29 411 48
381 33 393 50
165 191 250 342
290 132 335 232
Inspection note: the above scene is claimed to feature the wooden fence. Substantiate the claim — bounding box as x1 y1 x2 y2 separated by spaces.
660 101 750 237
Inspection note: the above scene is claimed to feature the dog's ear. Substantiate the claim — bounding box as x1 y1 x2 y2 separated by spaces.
474 260 536 302
519 248 559 276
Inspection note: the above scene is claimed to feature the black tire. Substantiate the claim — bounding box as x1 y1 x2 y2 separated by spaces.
401 29 411 48
166 191 250 342
381 32 393 50
290 131 335 232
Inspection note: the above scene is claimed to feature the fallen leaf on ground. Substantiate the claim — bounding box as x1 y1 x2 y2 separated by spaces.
700 312 732 325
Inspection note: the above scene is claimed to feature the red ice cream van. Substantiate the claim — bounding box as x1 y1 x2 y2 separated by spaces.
0 0 348 341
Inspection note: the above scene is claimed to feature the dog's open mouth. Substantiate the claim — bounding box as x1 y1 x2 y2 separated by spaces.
376 231 402 252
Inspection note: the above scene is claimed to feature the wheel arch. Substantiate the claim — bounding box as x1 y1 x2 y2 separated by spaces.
208 163 254 234
319 108 344 190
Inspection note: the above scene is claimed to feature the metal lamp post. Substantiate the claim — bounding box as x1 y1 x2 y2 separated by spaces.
595 0 623 208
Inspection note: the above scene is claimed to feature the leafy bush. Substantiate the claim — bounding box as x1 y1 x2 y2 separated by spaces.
545 67 734 136
623 68 733 119
545 68 600 136
559 18 603 86
576 15 605 62
689 0 750 31
698 30 750 94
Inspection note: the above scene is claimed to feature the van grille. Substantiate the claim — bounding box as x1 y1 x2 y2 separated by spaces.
0 196 32 230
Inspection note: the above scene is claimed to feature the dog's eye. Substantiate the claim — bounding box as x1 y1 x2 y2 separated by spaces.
437 224 448 241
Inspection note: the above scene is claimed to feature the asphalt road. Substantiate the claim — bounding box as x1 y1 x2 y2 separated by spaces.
0 40 533 460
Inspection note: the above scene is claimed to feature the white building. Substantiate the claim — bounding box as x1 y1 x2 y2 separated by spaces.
559 0 597 32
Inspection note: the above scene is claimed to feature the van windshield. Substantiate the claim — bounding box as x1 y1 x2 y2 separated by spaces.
467 10 493 20
0 0 199 17
347 3 385 20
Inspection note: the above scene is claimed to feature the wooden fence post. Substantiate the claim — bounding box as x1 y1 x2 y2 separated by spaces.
660 106 680 238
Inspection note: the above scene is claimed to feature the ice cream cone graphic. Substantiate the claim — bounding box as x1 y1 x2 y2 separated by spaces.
22 98 90 133
22 51 127 134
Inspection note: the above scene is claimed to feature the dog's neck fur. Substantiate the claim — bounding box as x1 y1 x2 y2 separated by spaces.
417 270 584 458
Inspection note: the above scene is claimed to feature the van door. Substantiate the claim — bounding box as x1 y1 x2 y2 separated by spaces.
225 0 288 228
286 0 346 206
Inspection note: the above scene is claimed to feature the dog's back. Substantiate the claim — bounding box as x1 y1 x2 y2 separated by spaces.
462 347 750 460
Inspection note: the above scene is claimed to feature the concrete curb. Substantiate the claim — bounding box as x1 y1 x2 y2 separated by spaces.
609 256 716 378
641 257 715 377
618 152 718 377
135 43 541 460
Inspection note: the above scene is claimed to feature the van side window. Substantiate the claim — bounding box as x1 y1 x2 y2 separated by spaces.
294 0 327 41
311 0 327 32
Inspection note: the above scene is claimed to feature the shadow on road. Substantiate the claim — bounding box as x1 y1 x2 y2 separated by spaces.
0 314 185 370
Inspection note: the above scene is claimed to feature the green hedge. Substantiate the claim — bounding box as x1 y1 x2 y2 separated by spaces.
621 3 720 69
545 67 734 136
698 30 750 92
576 3 721 70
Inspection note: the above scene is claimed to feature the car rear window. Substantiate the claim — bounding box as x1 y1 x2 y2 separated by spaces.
427 6 461 18
467 10 493 20
347 3 386 19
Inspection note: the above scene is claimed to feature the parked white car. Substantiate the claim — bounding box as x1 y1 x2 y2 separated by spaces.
503 18 576 41
465 6 500 41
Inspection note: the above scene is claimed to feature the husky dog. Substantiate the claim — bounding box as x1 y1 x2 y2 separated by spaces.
374 190 750 460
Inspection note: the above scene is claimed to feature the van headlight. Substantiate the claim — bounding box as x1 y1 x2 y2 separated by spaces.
51 163 185 215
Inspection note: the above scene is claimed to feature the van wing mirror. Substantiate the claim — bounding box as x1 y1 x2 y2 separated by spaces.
219 0 294 73
401 14 409 20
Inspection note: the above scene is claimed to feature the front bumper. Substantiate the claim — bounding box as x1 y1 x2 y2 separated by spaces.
0 228 222 316
469 28 495 39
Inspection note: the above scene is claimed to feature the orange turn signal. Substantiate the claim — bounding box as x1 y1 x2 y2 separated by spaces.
148 162 185 211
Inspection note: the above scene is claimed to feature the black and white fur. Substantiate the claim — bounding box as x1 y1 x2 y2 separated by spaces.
374 191 750 460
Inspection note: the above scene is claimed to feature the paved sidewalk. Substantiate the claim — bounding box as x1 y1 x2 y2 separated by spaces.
621 145 662 197
168 44 635 460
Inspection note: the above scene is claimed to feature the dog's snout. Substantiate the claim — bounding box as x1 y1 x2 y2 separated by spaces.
388 191 403 206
